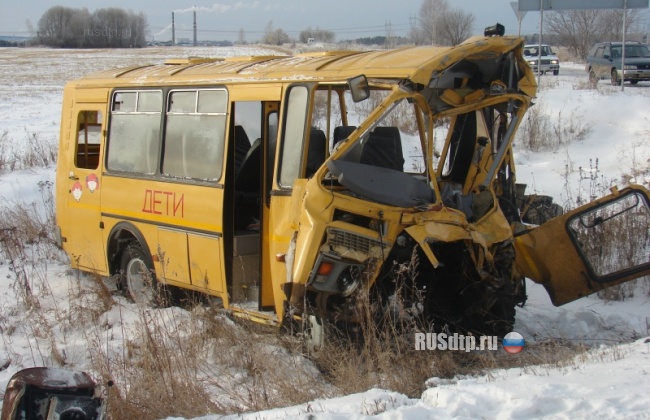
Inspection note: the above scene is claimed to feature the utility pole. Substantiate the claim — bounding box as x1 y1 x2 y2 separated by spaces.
621 0 628 91
538 0 544 87
409 13 417 44
385 20 394 49
193 9 197 46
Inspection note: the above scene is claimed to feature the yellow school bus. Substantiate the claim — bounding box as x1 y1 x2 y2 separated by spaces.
56 27 650 343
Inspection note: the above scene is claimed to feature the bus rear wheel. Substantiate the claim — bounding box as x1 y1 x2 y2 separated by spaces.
120 242 168 307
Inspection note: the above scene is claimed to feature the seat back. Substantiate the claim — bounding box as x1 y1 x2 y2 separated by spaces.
235 138 261 192
360 126 404 171
233 125 251 176
306 128 326 177
333 125 357 148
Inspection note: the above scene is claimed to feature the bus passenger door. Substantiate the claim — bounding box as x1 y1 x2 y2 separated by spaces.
64 108 107 272
261 102 279 311
227 101 265 305
266 85 314 320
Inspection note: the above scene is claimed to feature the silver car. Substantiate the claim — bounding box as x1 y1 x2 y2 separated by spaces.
524 44 560 75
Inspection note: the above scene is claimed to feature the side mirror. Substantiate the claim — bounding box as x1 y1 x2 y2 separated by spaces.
348 75 369 103
604 54 610 60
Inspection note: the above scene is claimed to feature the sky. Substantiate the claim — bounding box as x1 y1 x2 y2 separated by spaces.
0 0 544 42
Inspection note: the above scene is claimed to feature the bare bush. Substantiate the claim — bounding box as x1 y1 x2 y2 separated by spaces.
0 131 10 170
517 104 590 152
0 131 57 170
22 132 58 168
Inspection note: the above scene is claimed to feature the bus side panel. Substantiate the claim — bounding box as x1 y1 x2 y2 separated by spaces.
188 233 223 293
100 175 226 297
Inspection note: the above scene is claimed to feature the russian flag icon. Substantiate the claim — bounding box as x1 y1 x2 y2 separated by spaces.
502 332 525 354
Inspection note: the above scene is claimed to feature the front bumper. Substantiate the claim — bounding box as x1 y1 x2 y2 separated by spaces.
531 63 560 73
620 68 650 81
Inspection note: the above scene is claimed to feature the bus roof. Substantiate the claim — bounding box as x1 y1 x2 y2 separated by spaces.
72 36 534 92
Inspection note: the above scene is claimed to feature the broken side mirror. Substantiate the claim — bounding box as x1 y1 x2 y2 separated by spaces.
348 75 370 103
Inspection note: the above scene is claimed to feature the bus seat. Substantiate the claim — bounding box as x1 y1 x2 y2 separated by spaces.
333 125 357 148
235 138 261 192
333 125 362 163
233 125 251 176
306 128 326 177
360 126 404 171
234 139 261 230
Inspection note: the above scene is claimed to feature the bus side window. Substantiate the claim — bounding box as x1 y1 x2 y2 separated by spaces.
278 86 309 188
75 111 102 170
163 89 227 181
107 90 162 175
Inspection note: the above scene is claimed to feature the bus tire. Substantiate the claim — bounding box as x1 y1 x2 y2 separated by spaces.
120 241 169 307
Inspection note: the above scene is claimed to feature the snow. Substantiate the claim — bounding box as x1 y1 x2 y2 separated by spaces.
159 337 650 419
1 48 649 420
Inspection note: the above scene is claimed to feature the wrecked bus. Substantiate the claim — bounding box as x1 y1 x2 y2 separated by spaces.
55 28 650 343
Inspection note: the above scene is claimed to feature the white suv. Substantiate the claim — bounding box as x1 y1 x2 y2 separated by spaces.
523 44 560 75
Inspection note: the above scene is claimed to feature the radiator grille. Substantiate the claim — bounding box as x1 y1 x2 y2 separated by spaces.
328 228 388 254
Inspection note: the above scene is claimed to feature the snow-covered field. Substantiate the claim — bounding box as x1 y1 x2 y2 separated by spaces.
0 47 649 419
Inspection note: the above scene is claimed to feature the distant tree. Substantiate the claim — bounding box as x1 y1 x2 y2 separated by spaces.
437 8 474 46
408 17 426 45
416 0 474 46
418 0 448 45
597 9 643 41
262 21 290 45
545 9 642 59
37 6 75 47
354 36 386 46
299 26 335 43
35 6 148 48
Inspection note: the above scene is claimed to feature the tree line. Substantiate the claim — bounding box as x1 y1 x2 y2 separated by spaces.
36 6 148 48
544 9 645 59
33 1 643 53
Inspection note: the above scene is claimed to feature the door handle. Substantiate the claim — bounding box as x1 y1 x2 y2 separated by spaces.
69 171 79 180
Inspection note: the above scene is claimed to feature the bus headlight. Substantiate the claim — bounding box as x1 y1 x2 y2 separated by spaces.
337 266 360 296
308 253 363 296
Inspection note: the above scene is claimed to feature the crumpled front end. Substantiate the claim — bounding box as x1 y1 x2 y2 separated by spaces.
281 34 534 336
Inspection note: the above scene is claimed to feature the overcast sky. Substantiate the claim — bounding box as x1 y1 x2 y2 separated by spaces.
1 0 554 41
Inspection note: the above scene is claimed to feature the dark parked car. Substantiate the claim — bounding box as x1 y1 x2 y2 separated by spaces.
586 41 650 85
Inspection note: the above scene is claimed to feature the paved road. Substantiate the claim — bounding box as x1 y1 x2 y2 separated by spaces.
539 64 650 87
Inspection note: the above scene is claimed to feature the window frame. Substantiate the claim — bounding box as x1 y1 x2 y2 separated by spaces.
278 84 312 189
162 88 228 182
106 89 163 175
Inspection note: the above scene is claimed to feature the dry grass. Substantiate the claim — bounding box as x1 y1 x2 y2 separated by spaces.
0 187 603 418
0 131 57 171
516 103 590 153
0 190 632 419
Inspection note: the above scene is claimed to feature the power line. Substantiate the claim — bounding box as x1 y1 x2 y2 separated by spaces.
149 21 411 37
